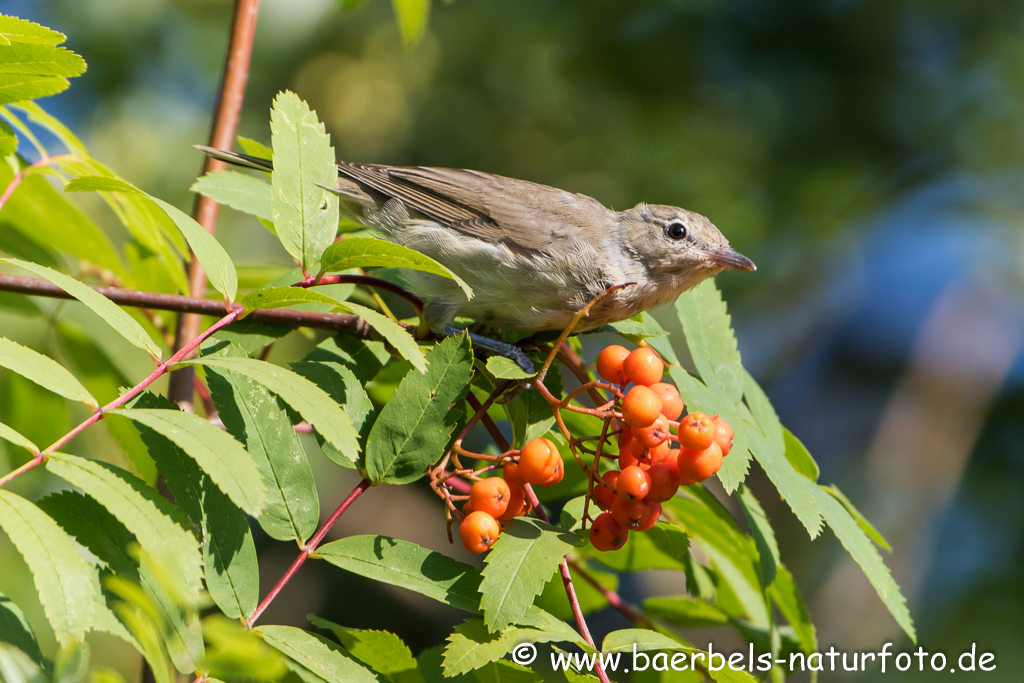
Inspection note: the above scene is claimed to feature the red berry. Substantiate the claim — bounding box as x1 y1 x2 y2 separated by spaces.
469 477 511 518
497 481 528 522
650 383 684 420
611 497 652 530
589 512 628 551
677 412 715 450
647 464 681 504
637 501 661 531
622 386 663 428
593 471 620 511
623 347 664 386
519 438 563 486
503 459 525 485
676 441 724 483
712 416 734 456
460 511 501 554
596 345 631 384
634 415 671 448
616 465 652 501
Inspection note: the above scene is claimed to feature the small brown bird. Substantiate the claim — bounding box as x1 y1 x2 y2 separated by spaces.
200 147 755 370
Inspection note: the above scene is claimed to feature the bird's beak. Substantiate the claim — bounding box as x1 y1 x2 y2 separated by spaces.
709 247 756 271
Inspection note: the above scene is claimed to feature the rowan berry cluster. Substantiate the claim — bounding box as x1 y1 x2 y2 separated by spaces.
433 341 734 556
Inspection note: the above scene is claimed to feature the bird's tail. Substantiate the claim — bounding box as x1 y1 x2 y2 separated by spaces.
195 145 274 172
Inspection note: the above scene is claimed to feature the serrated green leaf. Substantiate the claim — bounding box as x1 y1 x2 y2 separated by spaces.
0 337 96 407
479 518 578 632
309 617 423 683
365 335 472 484
0 74 68 105
192 170 272 221
319 238 472 299
443 618 567 677
0 44 85 78
485 356 532 380
470 660 536 683
290 360 372 467
664 493 769 629
391 0 430 47
675 280 744 401
242 286 427 372
317 535 484 613
113 408 266 515
64 175 237 302
11 101 86 155
535 559 616 621
0 16 66 45
0 118 14 154
602 631 757 682
0 592 43 666
643 595 730 627
0 258 160 357
604 312 669 339
304 334 390 384
767 565 816 655
0 490 98 644
270 91 338 271
206 356 319 543
45 454 202 590
255 625 378 683
736 484 779 586
186 355 360 463
201 480 260 621
783 428 819 482
0 420 38 453
813 486 914 640
820 484 890 552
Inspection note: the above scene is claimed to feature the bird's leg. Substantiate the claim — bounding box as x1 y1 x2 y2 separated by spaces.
441 325 535 374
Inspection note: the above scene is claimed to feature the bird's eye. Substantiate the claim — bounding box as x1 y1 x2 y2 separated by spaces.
666 221 687 240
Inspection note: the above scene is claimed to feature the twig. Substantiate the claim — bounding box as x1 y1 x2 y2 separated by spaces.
247 477 371 626
560 561 611 683
299 273 424 313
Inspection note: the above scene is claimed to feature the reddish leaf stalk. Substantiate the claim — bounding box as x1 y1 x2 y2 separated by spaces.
561 560 612 683
567 557 655 629
0 308 243 489
298 273 424 313
247 477 371 626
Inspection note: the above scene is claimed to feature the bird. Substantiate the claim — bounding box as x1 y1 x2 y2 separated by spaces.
198 146 755 372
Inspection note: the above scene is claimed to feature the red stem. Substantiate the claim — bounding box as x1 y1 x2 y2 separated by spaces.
247 477 371 626
560 560 611 683
299 274 424 312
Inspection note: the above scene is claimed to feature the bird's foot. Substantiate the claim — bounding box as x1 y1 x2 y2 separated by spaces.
441 325 535 374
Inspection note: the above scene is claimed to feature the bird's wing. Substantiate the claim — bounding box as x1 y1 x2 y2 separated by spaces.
338 163 612 255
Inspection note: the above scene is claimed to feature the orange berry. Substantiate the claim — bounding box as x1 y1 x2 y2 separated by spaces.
647 441 672 466
596 345 631 384
519 438 562 486
462 498 474 515
593 471 619 511
677 412 715 450
650 383 684 420
617 425 633 452
503 459 525 485
647 464 681 503
676 441 724 483
616 465 652 501
589 512 628 552
497 481 527 522
634 414 671 448
470 477 511 518
611 497 652 530
712 416 734 456
623 347 664 386
637 501 662 531
622 386 663 428
460 511 501 554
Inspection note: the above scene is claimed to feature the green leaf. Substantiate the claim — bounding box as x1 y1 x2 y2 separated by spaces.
813 486 914 640
505 370 560 448
0 643 47 683
535 559 616 621
45 453 203 590
0 74 69 105
255 625 378 683
736 484 779 586
202 614 289 682
192 170 272 221
0 44 85 78
0 258 160 357
0 592 43 666
303 334 390 385
443 618 569 677
469 661 536 683
0 16 66 45
0 420 38 453
186 355 360 463
643 596 730 627
317 535 484 613
601 631 758 683
64 176 237 302
675 280 744 402
783 429 819 481
113 408 266 516
290 360 373 467
206 354 319 543
390 0 430 47
365 335 472 484
767 565 816 655
308 617 424 683
11 101 87 155
479 518 579 632
0 490 98 644
820 484 891 552
0 337 97 407
53 641 89 683
603 312 669 339
582 522 689 572
0 117 14 154
319 238 472 299
485 356 533 380
242 287 427 372
269 91 339 271
201 481 260 621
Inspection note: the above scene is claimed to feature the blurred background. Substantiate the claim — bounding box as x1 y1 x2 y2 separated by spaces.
3 0 1024 680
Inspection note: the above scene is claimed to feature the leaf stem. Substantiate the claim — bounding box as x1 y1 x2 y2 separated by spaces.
246 477 371 626
560 560 611 683
297 273 424 313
